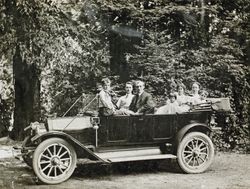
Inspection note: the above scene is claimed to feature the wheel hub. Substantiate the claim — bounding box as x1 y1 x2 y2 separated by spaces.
51 157 60 166
192 148 200 157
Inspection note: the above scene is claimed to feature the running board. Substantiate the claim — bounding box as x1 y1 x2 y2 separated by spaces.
94 148 176 163
108 154 176 163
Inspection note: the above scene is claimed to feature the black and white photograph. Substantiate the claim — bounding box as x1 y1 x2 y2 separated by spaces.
0 0 249 188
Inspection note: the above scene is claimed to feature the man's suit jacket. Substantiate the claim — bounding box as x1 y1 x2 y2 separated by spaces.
129 91 155 114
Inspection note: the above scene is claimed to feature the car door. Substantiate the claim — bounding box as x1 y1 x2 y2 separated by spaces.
98 115 155 146
98 115 130 146
128 115 154 143
98 114 176 147
152 114 176 141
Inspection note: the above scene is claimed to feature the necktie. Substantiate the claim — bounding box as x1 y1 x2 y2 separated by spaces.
135 94 139 106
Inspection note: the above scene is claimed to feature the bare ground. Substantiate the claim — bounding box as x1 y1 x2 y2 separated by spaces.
0 148 249 189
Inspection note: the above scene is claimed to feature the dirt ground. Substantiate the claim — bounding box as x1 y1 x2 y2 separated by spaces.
0 147 249 189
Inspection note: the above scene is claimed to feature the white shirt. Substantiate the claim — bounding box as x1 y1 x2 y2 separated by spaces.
116 93 134 109
98 90 114 110
190 94 201 105
155 101 182 114
177 94 190 105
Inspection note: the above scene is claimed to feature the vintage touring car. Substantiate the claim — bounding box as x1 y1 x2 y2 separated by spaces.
20 97 231 184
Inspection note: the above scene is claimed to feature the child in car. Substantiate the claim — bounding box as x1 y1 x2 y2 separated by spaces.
155 93 182 114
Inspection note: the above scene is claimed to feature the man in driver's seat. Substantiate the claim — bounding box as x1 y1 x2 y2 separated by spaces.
129 80 155 114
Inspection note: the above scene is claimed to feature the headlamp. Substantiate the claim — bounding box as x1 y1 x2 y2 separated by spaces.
90 117 100 125
30 122 46 134
31 122 40 130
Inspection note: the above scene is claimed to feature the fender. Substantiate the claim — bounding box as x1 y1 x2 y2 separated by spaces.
173 122 212 154
31 131 104 162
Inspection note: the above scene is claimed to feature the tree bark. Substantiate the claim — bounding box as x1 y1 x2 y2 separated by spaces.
9 46 41 140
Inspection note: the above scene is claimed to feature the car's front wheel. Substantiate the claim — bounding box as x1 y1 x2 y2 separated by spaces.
32 138 77 184
177 132 214 173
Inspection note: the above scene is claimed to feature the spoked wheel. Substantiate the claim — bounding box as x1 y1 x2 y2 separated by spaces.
32 138 77 184
177 132 214 173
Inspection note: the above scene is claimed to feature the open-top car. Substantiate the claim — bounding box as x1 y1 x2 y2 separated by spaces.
20 97 231 184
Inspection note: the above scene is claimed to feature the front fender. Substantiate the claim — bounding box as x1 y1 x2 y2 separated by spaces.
31 131 103 162
173 123 212 154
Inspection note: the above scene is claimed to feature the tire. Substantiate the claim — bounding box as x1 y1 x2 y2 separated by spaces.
22 136 34 167
32 137 77 184
177 132 214 174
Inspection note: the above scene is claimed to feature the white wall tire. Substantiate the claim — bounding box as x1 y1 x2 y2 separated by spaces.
32 138 77 184
177 132 214 174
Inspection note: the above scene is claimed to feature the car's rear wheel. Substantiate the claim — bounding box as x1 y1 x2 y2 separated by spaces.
32 138 77 184
177 132 214 173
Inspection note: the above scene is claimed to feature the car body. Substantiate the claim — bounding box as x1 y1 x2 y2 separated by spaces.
21 98 231 184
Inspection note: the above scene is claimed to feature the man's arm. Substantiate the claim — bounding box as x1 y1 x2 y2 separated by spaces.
129 96 137 112
137 93 155 113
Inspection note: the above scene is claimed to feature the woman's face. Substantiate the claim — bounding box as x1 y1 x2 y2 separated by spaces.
125 84 133 94
178 87 184 95
192 83 199 94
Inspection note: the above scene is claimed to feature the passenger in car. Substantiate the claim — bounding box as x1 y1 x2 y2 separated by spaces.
116 82 134 110
96 82 103 93
98 78 116 116
176 83 190 112
189 82 201 105
129 80 156 114
115 82 135 115
155 93 182 114
199 90 209 103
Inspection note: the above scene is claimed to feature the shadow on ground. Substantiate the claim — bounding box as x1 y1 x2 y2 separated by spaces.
73 159 181 179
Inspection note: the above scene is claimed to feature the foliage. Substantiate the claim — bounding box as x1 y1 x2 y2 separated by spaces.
0 1 14 136
35 1 111 117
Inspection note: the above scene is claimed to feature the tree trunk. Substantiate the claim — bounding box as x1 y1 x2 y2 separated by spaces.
109 30 141 82
9 46 41 140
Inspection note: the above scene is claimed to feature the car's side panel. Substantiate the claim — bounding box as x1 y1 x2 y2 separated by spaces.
97 116 130 146
107 116 130 142
98 114 177 147
152 115 176 140
99 115 155 146
176 112 210 129
129 115 154 142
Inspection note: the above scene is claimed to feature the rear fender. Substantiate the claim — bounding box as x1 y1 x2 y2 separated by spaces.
31 131 103 162
173 123 212 154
